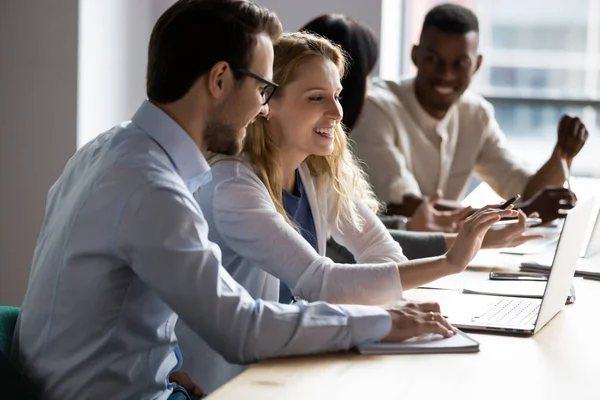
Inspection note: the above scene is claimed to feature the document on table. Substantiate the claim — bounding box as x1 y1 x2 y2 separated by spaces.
521 253 600 281
461 280 547 298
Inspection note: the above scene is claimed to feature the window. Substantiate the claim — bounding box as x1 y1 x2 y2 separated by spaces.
383 0 600 176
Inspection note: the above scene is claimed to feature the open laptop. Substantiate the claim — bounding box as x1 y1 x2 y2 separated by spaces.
446 197 596 335
583 204 600 258
501 198 600 256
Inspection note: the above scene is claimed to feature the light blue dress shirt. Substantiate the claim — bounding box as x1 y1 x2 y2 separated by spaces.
12 100 392 400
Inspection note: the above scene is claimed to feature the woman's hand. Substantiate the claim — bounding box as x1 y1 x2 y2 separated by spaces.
445 205 518 273
481 210 545 248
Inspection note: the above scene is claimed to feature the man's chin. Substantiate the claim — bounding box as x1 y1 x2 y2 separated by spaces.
207 140 242 156
431 99 455 114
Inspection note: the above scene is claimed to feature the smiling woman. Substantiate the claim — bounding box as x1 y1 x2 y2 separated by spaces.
175 31 518 392
242 32 381 231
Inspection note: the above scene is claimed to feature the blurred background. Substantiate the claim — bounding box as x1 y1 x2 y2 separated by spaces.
398 0 600 177
1 0 598 305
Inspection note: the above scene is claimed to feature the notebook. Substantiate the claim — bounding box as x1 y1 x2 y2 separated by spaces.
356 330 479 355
520 255 600 281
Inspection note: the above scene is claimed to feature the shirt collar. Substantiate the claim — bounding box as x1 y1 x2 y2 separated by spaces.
131 100 212 193
407 78 455 130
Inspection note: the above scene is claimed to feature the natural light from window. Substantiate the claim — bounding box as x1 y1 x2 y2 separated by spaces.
381 0 600 177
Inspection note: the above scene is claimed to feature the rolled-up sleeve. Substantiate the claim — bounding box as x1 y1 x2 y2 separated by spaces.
115 185 391 364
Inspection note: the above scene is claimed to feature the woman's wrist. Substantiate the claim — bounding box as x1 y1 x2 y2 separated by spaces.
442 252 466 274
443 233 457 250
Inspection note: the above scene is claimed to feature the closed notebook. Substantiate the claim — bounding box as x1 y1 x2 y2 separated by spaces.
356 330 479 355
520 258 600 281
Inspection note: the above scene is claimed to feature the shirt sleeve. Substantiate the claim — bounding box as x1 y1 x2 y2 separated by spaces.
115 185 391 364
208 165 404 306
473 103 534 199
326 190 408 267
351 97 422 204
386 230 447 259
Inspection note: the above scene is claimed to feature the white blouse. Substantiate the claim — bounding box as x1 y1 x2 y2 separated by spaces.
176 158 406 392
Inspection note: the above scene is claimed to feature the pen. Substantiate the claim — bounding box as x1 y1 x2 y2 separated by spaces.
560 158 571 191
499 194 521 210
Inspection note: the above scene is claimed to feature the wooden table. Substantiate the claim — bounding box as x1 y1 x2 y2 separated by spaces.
209 276 600 400
210 179 600 399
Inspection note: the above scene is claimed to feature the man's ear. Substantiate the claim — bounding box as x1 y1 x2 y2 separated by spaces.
207 61 232 100
473 54 483 75
411 44 419 68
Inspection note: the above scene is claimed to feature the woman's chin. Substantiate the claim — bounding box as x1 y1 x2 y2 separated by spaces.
310 145 334 157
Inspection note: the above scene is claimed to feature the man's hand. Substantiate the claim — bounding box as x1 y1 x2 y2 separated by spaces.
445 205 518 272
519 187 576 223
481 210 545 248
406 190 471 233
169 371 205 398
381 300 456 342
556 115 588 160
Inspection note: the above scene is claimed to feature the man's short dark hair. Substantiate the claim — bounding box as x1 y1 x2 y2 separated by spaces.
147 0 282 103
422 3 479 36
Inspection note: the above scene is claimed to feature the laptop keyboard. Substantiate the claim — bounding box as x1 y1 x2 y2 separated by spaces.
473 298 539 326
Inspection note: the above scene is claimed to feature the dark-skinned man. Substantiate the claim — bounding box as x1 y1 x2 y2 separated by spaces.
351 3 588 230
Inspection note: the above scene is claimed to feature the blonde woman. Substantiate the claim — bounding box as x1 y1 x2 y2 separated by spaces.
176 32 515 391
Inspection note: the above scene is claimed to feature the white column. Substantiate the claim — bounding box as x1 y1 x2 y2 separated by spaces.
77 0 175 147
380 0 402 80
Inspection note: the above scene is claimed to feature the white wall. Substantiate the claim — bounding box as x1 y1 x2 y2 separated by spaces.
0 0 380 306
256 0 388 75
0 0 79 306
257 0 382 33
77 0 174 146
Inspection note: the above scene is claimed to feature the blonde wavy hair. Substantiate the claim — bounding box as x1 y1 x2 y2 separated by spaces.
218 32 381 231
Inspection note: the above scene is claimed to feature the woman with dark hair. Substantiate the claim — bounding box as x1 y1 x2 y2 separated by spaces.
300 14 539 261
302 14 379 131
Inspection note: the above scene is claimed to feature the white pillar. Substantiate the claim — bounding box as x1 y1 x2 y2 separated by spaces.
77 0 175 147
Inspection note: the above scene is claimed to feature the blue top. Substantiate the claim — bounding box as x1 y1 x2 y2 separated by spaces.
13 100 391 400
279 170 318 303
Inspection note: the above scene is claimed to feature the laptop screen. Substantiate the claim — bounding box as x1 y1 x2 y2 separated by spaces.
533 197 596 333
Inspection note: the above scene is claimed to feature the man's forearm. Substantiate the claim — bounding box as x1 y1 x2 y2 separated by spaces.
523 147 567 201
386 195 424 217
386 195 465 217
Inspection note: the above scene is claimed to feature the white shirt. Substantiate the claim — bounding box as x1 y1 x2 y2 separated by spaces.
13 100 392 400
351 77 534 204
176 158 405 392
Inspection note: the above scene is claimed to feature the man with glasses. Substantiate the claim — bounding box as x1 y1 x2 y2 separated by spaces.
12 1 457 399
352 3 588 226
235 67 278 105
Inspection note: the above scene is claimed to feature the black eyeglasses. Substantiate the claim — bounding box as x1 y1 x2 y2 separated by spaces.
235 67 278 105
